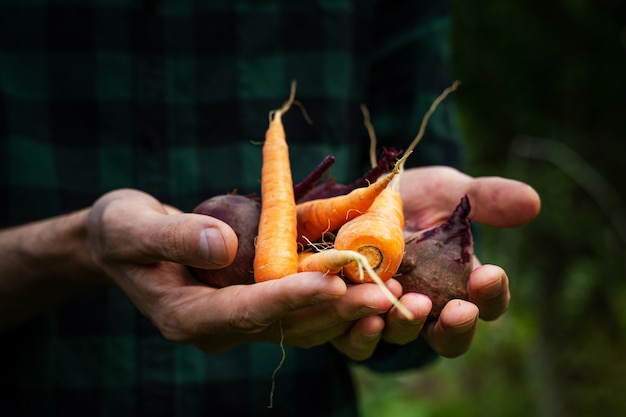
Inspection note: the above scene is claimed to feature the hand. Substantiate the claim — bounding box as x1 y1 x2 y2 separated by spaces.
332 166 540 359
396 166 540 357
86 189 353 353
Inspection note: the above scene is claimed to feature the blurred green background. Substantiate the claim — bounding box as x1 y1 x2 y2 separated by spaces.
353 1 626 416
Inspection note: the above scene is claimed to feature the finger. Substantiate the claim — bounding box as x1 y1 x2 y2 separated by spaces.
399 166 540 229
382 292 431 345
151 212 240 268
159 272 348 342
276 278 404 347
423 299 479 358
331 280 401 320
272 279 407 350
400 166 473 229
90 189 239 268
225 272 348 331
468 264 510 321
467 176 541 228
331 315 385 361
280 279 400 340
124 207 240 268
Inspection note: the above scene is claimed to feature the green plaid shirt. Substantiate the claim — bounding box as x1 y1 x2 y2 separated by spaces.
1 0 460 416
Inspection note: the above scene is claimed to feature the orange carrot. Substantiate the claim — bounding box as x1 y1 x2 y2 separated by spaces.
333 185 405 284
331 82 460 285
295 160 401 245
298 248 414 320
253 82 299 282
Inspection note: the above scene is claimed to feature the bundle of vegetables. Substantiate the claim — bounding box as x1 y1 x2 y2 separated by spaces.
190 81 470 321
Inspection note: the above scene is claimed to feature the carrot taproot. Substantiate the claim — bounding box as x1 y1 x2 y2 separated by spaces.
298 248 414 320
253 82 299 282
295 156 404 246
333 185 405 284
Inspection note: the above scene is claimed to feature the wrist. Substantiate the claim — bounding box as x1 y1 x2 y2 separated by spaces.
24 208 110 286
0 208 111 329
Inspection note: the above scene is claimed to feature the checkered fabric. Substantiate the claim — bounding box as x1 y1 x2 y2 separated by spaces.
0 0 460 416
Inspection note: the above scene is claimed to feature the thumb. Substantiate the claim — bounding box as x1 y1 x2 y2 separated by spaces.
168 272 348 353
212 272 348 333
146 212 239 268
467 177 541 228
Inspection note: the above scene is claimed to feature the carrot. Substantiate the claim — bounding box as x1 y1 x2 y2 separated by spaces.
298 248 414 320
324 85 461 285
295 156 404 246
332 81 460 283
333 185 405 284
253 82 299 282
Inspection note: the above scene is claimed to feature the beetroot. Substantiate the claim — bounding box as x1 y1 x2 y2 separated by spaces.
396 195 474 320
299 147 403 202
293 155 336 202
189 194 260 287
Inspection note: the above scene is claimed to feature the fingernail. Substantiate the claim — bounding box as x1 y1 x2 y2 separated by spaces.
199 228 229 266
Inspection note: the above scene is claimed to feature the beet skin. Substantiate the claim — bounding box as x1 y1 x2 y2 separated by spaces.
396 195 474 320
189 194 259 287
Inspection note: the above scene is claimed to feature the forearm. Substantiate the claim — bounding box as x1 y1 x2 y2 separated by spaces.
0 208 109 330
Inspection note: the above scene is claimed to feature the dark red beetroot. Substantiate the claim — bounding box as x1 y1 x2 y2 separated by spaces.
298 148 403 202
189 194 260 287
396 195 474 320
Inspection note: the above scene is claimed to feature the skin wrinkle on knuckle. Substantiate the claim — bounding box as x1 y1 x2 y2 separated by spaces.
99 204 151 262
147 217 186 262
472 271 510 320
155 309 194 344
168 223 189 261
227 303 274 335
90 211 123 261
474 282 504 303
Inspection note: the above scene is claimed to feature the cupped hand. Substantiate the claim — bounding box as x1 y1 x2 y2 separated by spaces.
387 166 541 358
323 167 536 360
86 189 356 353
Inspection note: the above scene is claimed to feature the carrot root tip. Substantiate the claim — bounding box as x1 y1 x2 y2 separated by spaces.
351 252 415 321
356 245 383 270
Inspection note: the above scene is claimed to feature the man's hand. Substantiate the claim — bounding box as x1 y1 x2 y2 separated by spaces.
326 166 540 360
86 189 355 353
398 166 539 357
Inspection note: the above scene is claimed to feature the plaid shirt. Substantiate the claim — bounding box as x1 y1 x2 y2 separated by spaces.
0 0 460 416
